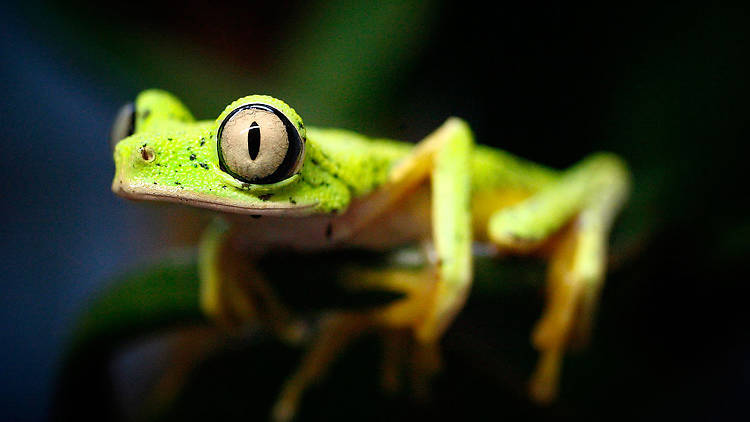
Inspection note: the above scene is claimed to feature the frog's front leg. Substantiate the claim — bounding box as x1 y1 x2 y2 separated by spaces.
332 118 474 395
336 117 475 343
267 120 473 421
417 118 475 342
198 219 306 343
488 153 631 403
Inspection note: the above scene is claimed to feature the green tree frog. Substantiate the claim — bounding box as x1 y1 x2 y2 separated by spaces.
111 89 630 421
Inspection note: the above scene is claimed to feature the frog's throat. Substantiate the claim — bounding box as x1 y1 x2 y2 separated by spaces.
111 178 318 217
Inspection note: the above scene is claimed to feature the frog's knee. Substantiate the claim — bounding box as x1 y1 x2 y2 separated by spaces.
441 117 474 142
584 152 631 183
487 209 548 252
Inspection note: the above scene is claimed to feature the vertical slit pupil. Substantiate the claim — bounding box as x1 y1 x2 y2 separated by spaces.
247 121 260 160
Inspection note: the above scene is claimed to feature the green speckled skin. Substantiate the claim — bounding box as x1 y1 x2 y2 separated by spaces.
112 90 573 217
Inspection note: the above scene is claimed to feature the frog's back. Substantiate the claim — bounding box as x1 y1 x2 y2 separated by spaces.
308 126 558 199
471 145 558 193
306 127 413 197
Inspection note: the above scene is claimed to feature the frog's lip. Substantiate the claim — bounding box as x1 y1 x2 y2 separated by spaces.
112 179 318 217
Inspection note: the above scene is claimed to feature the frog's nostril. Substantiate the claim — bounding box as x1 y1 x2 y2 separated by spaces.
140 145 155 162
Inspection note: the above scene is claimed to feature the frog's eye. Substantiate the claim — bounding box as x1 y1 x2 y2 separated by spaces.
109 102 135 150
217 103 305 184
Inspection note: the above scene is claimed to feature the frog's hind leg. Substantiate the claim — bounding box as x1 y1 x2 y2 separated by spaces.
487 153 630 403
199 219 306 343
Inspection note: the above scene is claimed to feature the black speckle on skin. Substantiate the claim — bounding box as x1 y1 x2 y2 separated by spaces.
325 223 333 239
168 138 173 141
189 154 196 161
156 163 162 167
311 158 320 165
153 182 158 185
222 185 227 189
200 138 206 146
193 164 198 168
289 197 296 204
174 181 181 185
258 193 273 201
251 215 262 219
142 143 147 147
187 146 191 151
199 163 209 170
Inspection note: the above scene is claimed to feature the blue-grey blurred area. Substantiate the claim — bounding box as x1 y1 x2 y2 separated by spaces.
1 0 749 421
0 3 160 421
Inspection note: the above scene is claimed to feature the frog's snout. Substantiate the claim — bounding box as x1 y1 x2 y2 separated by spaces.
111 141 144 197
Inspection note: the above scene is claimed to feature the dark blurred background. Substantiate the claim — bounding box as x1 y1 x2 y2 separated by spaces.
1 1 748 421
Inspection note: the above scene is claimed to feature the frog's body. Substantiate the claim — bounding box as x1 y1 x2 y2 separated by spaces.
112 90 630 421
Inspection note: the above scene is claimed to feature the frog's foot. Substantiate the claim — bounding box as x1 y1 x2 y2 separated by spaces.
488 153 630 403
360 266 443 398
271 313 371 422
378 327 442 400
269 246 453 421
199 219 307 343
269 307 441 422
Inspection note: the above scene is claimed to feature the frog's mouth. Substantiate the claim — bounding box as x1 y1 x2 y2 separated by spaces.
111 177 318 217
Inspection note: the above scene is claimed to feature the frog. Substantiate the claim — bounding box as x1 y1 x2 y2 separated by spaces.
110 89 630 421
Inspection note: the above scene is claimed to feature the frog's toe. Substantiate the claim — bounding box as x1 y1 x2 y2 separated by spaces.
378 327 442 399
272 313 370 422
528 213 610 404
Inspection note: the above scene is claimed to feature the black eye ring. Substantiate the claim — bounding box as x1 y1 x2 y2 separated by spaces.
110 102 135 150
217 103 305 184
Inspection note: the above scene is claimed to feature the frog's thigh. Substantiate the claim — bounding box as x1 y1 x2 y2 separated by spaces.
486 154 630 403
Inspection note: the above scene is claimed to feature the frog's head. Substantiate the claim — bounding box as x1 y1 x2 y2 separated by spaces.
111 90 351 216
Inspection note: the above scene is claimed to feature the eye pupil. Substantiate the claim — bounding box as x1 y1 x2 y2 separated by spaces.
247 121 261 160
218 103 305 184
